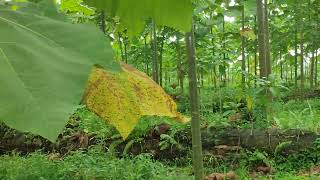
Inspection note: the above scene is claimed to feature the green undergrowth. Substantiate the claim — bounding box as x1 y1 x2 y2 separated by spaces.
2 147 320 180
0 147 192 180
74 96 320 140
74 106 189 140
273 98 320 132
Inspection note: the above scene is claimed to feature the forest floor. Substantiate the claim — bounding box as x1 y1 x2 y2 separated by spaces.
2 88 320 179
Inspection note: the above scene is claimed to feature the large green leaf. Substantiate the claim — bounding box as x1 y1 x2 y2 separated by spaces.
83 0 194 36
60 0 94 15
0 2 120 141
225 5 242 17
244 0 256 15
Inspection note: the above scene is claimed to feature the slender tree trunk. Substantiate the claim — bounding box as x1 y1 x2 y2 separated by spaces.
264 0 271 75
285 62 290 83
185 26 204 180
241 4 246 87
118 32 125 61
222 15 227 85
280 52 283 80
144 35 149 74
254 15 258 87
99 11 106 34
201 69 204 87
159 31 165 87
294 30 298 87
280 63 283 80
169 70 171 84
152 21 159 84
306 62 309 84
176 38 184 92
124 36 128 64
247 54 250 84
164 68 168 87
300 32 304 89
146 63 149 76
290 65 293 81
310 51 315 88
210 28 217 88
213 66 217 88
316 51 318 87
257 0 267 78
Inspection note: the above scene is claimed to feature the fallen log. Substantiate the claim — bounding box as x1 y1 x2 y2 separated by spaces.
201 127 320 153
1 123 319 156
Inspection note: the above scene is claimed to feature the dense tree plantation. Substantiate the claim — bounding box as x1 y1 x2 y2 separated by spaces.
1 0 320 179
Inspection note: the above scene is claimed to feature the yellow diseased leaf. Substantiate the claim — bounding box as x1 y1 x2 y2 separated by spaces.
240 28 256 40
246 95 254 113
83 64 189 139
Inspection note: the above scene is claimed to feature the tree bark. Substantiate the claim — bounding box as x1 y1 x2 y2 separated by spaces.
310 51 315 88
294 30 298 87
185 26 204 180
264 0 271 76
200 128 320 153
124 36 128 64
152 21 159 84
143 35 149 75
159 30 165 87
241 4 246 87
257 0 267 78
176 38 184 92
280 52 283 80
99 11 106 34
210 28 217 88
222 15 227 86
316 51 318 87
254 15 258 87
300 32 304 89
118 33 125 61
290 64 293 81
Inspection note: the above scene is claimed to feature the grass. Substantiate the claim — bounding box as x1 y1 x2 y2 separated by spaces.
73 106 189 140
272 98 320 132
2 147 320 180
0 147 192 180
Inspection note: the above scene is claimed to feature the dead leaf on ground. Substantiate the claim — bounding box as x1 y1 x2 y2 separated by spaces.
205 171 237 180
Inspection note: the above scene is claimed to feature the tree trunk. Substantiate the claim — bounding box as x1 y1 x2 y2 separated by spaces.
310 51 315 88
241 4 246 87
316 51 318 87
124 36 128 64
294 30 298 87
144 35 149 75
264 0 271 76
176 38 184 92
222 15 227 85
118 33 125 61
185 26 204 180
280 62 283 80
159 31 165 87
164 68 168 87
290 65 293 82
280 52 283 80
201 69 204 87
285 62 288 83
254 15 258 87
300 32 304 89
152 21 159 84
257 0 267 78
200 128 320 153
99 11 106 34
210 28 217 88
